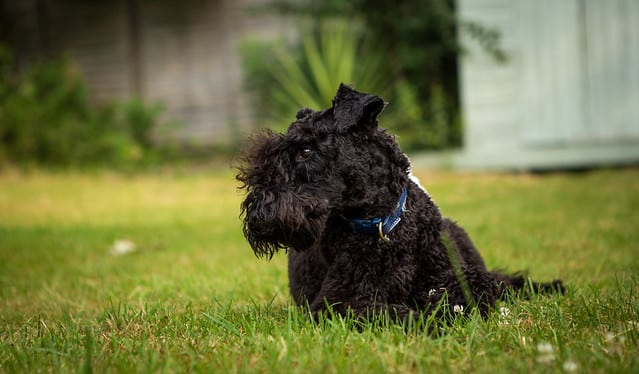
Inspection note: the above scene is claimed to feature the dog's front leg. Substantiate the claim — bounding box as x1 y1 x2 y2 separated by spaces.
288 248 328 306
307 256 416 323
310 294 415 322
309 293 417 324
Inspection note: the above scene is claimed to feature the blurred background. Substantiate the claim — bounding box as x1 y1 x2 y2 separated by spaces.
0 0 638 170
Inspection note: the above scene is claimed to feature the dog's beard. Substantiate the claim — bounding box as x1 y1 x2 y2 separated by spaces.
241 190 328 259
244 219 323 259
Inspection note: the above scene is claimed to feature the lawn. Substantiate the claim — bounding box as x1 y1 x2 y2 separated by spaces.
1 167 638 372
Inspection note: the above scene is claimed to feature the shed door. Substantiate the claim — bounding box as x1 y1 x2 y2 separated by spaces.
521 0 639 147
582 0 639 141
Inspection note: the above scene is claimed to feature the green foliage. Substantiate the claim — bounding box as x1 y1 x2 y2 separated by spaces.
0 44 173 168
1 169 638 371
243 0 504 151
241 20 392 132
383 80 462 150
240 20 459 151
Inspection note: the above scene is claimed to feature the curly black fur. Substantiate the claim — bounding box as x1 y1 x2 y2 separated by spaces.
237 84 563 323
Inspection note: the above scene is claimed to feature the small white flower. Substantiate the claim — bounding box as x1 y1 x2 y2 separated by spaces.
537 342 554 354
563 360 578 372
110 239 136 255
536 342 555 364
428 289 437 297
499 306 510 319
453 304 464 314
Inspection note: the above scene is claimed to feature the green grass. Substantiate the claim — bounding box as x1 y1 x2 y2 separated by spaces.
1 168 638 373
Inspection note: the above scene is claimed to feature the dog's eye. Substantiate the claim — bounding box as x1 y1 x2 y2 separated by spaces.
299 147 313 160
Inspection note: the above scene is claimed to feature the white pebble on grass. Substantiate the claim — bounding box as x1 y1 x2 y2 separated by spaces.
110 239 136 255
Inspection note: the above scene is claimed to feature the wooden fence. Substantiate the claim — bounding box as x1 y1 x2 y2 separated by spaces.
1 0 291 145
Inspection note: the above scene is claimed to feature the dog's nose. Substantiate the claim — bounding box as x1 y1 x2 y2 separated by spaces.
248 208 263 223
245 208 273 237
246 203 278 228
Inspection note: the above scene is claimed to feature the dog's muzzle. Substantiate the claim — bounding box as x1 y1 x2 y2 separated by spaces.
242 190 328 256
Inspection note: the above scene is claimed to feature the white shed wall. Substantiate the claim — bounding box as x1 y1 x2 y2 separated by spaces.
454 0 639 169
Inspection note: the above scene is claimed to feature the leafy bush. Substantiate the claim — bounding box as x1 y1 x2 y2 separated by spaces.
242 0 503 151
0 44 172 168
240 20 460 151
241 20 392 132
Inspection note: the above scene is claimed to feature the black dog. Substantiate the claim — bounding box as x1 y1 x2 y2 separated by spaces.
238 84 563 322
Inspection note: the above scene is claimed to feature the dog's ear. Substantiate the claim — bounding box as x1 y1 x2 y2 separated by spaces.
332 83 385 132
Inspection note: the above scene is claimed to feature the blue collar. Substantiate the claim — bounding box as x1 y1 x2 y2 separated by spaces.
348 186 408 240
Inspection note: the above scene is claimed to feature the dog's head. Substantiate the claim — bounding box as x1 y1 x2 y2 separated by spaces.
237 84 410 258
